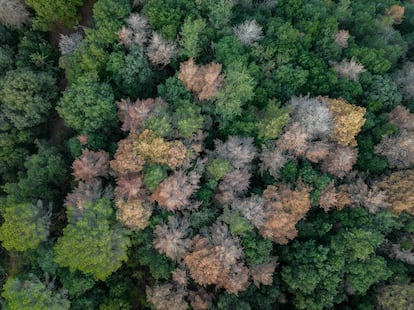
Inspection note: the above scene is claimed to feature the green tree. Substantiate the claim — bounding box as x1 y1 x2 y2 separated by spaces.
0 201 50 252
1 274 70 310
0 68 57 130
54 198 131 280
56 75 116 133
215 62 255 124
3 143 67 202
179 17 208 59
25 0 83 31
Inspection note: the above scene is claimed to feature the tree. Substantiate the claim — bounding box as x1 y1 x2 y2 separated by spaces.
25 0 82 31
146 283 189 310
56 75 116 133
325 97 366 147
215 62 255 123
178 58 223 100
147 32 178 65
72 149 109 183
179 18 207 59
0 68 57 130
151 171 196 212
375 170 414 215
0 0 30 29
54 198 131 280
58 33 83 55
0 201 50 251
331 58 366 81
321 145 358 178
110 135 145 176
1 274 70 310
377 284 414 310
233 20 263 46
374 130 414 169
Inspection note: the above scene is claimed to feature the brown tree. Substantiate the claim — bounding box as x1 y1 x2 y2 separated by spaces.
115 199 151 230
215 136 257 169
147 32 178 65
332 58 366 81
72 149 109 183
276 122 310 157
259 145 288 178
250 258 278 288
375 130 414 169
325 97 366 147
375 170 414 215
389 106 414 132
178 58 224 100
146 283 188 310
319 181 352 212
153 216 191 261
117 97 165 133
386 5 405 24
305 141 331 163
110 135 145 176
214 168 251 205
133 130 187 169
114 174 144 201
321 146 358 178
151 171 196 211
334 30 350 48
0 0 30 29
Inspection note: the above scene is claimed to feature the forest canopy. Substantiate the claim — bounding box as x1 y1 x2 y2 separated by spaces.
1 0 414 309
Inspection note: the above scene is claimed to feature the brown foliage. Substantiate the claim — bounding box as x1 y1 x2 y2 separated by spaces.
250 258 278 288
146 283 188 310
305 141 331 163
321 146 358 178
110 135 145 176
147 32 178 65
332 59 366 81
188 288 213 310
133 129 187 169
64 181 102 213
375 130 414 169
325 97 366 147
172 268 188 287
341 178 389 213
276 122 310 157
0 0 30 29
72 149 109 183
153 216 191 261
375 170 414 215
114 174 144 201
259 145 287 178
178 58 224 100
319 182 352 212
387 242 414 265
115 199 151 230
117 97 165 133
184 222 249 294
386 5 405 24
215 136 257 169
214 168 251 205
334 30 350 48
389 106 414 131
151 171 195 211
260 183 311 244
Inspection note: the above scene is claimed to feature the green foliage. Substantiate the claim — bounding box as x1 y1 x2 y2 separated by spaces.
3 144 67 202
256 101 290 141
179 17 208 59
1 274 70 310
281 161 298 183
143 0 196 40
0 46 14 74
54 198 131 280
143 164 168 191
206 0 234 30
377 284 414 310
0 201 49 251
91 0 131 44
299 161 332 205
173 101 204 138
361 74 402 110
207 158 232 181
58 270 96 298
157 76 193 107
214 36 247 67
242 231 273 266
220 206 254 236
56 75 116 133
106 46 154 98
215 62 255 123
143 105 173 137
0 68 57 130
25 0 83 31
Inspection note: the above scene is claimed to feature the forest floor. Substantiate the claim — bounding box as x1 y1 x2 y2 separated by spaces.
47 0 96 144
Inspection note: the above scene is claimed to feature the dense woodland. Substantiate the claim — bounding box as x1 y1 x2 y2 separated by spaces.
0 0 414 309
